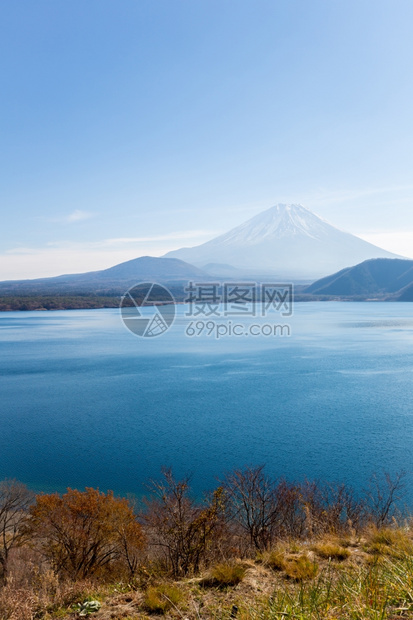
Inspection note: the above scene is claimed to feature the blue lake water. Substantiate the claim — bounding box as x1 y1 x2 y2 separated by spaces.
1 303 413 499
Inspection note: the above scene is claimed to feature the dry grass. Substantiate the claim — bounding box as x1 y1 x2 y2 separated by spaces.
282 554 319 580
0 576 98 620
364 526 413 558
201 562 247 588
5 528 413 619
259 549 286 571
259 545 319 580
312 541 351 561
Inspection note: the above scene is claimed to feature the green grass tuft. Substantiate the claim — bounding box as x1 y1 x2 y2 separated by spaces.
143 583 183 614
209 562 247 586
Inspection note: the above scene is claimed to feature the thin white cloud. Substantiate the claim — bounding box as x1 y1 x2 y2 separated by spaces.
6 229 219 256
65 209 95 223
305 184 413 207
102 230 220 246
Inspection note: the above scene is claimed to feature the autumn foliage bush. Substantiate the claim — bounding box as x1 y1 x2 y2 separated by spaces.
26 488 144 580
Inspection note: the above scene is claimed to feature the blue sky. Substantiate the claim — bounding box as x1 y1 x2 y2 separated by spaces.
1 0 413 279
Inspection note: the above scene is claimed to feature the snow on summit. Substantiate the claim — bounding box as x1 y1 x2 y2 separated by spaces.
216 204 334 244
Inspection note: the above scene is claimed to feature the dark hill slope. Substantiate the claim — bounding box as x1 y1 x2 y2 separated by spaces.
305 258 413 298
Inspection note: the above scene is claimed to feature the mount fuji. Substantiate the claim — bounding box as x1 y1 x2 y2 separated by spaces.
164 204 402 280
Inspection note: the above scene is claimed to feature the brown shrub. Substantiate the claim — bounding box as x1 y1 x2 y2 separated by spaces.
26 488 145 579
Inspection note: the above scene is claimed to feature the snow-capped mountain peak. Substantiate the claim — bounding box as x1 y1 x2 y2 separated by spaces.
215 203 333 245
164 203 402 279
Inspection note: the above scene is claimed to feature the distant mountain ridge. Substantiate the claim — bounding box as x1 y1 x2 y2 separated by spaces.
305 258 413 299
2 256 413 307
165 204 401 279
0 256 208 295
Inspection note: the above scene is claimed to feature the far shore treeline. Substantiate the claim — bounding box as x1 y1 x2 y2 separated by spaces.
0 292 324 312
